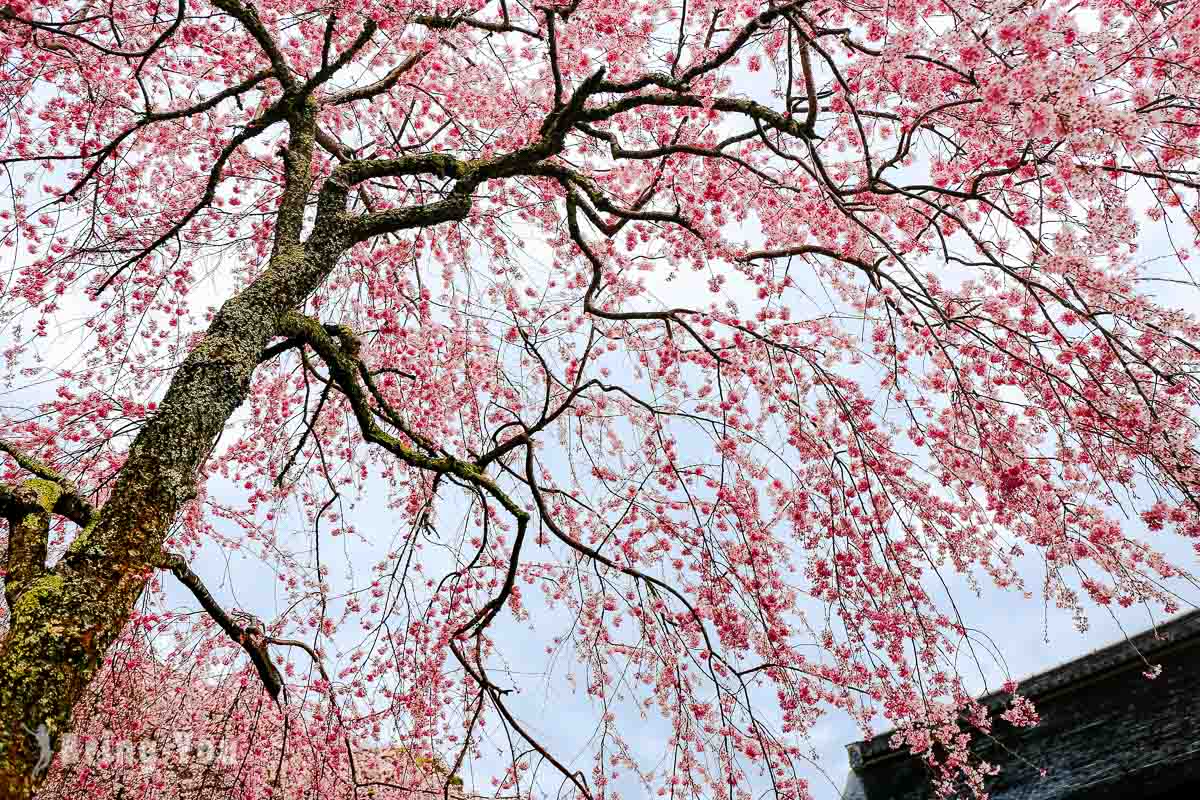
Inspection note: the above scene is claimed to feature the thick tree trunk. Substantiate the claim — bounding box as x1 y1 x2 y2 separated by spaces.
0 237 339 798
0 96 335 798
0 289 274 797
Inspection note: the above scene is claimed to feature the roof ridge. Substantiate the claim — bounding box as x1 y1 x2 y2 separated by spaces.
847 609 1200 766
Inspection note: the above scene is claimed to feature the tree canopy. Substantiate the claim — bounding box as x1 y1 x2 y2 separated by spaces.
1 1 1199 799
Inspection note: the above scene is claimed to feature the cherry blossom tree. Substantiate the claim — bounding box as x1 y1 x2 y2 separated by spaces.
1 0 1198 798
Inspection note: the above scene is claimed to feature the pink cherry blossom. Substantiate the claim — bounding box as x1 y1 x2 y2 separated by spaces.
0 2 1198 799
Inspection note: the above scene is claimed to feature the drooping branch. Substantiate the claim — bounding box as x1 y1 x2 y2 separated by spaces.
272 313 531 636
158 552 285 703
562 193 727 363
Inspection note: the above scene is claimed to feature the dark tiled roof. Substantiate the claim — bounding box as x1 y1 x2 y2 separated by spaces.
842 611 1200 799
